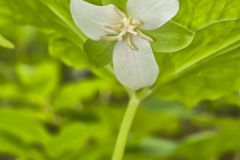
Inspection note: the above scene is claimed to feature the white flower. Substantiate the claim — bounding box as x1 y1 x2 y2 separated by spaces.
70 0 179 90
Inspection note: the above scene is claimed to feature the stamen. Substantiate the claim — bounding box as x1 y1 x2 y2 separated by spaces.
136 30 154 42
128 29 138 36
114 7 127 18
104 24 123 31
127 34 138 50
102 7 154 50
118 31 127 38
101 35 121 41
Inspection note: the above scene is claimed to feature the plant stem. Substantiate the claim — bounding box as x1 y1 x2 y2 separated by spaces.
111 93 140 160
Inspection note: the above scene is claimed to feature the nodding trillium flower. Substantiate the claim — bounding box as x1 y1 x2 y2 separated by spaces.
70 0 179 90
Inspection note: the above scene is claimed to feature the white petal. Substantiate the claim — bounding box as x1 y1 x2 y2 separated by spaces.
70 0 120 40
113 36 159 90
127 0 179 30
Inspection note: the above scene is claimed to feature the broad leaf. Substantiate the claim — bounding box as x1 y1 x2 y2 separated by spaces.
0 108 48 143
101 0 127 10
174 0 240 30
155 19 240 107
144 21 195 53
0 34 14 49
49 37 90 69
0 0 86 45
84 40 115 67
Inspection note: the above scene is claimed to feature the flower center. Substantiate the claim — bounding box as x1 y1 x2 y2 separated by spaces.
101 7 153 50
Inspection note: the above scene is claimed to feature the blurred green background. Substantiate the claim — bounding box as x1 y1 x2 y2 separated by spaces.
0 0 240 160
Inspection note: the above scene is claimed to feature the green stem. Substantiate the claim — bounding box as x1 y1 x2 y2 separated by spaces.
111 93 140 160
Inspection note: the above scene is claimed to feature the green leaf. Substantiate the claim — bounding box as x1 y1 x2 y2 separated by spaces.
144 21 195 53
46 123 108 158
0 108 48 143
0 108 48 159
85 0 103 5
163 47 240 106
16 61 59 97
0 34 14 49
174 0 240 30
0 0 86 44
101 0 127 11
139 137 177 157
156 19 240 107
176 117 240 160
53 80 112 109
163 20 240 77
84 40 115 67
49 37 90 69
222 91 240 106
39 0 87 42
0 135 43 160
49 37 117 82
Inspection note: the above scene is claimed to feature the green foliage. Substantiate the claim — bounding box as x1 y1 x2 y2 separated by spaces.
84 40 115 67
49 36 90 68
101 0 127 10
0 0 239 160
145 21 195 53
174 0 240 30
0 34 14 49
156 19 240 106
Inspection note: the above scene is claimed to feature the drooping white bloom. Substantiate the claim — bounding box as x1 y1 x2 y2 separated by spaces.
70 0 179 90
